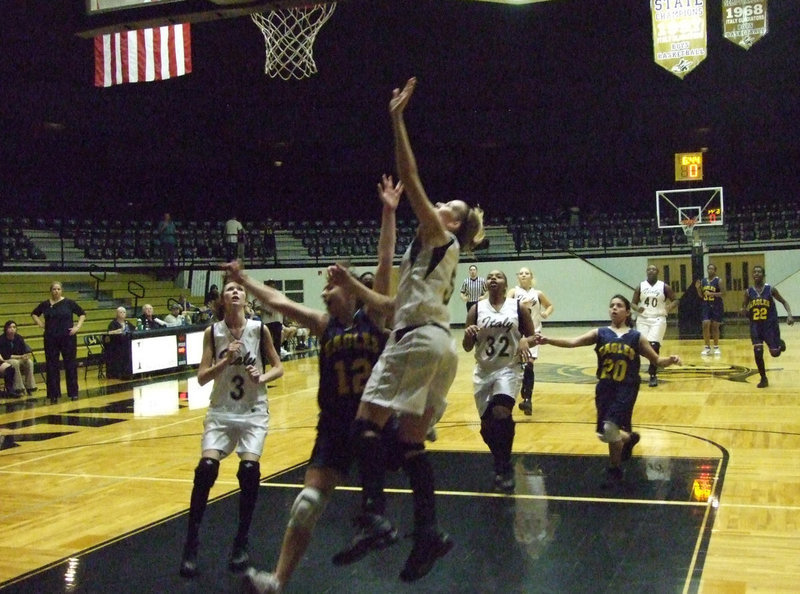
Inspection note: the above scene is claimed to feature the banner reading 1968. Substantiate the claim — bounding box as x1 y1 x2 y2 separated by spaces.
723 0 768 50
651 0 707 79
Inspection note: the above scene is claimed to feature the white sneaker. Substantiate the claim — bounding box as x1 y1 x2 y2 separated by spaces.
701 346 711 356
713 346 721 356
279 348 290 360
243 568 282 594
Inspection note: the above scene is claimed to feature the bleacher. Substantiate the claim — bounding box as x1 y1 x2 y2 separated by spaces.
0 273 206 371
2 202 800 271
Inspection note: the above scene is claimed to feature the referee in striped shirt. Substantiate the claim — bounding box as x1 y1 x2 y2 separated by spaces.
460 265 487 312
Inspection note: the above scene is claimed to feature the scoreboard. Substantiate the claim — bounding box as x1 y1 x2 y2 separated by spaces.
675 152 704 182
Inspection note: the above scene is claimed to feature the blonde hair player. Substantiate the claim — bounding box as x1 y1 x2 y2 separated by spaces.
507 266 553 415
323 77 485 583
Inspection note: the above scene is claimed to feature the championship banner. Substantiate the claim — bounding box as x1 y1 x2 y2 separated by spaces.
722 0 768 50
651 0 707 79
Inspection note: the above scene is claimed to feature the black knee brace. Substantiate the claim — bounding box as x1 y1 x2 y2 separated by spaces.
351 418 382 447
521 362 534 399
401 446 436 530
235 460 261 546
186 457 220 543
237 460 260 494
194 457 220 490
352 418 388 515
648 342 660 374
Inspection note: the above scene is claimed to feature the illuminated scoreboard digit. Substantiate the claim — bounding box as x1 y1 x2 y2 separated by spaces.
675 152 704 181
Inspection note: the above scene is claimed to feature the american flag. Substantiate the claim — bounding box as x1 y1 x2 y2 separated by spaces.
94 23 192 87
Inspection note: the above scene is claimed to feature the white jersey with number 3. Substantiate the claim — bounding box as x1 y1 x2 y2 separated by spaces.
209 319 267 414
638 280 668 319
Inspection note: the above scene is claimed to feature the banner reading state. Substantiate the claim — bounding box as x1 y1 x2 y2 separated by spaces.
722 0 768 50
651 0 707 79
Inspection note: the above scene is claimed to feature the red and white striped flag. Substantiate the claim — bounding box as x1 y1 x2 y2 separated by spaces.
94 23 192 87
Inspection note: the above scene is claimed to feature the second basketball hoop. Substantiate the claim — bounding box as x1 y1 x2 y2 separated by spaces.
681 217 697 239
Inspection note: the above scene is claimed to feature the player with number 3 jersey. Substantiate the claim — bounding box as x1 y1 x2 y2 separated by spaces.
180 279 283 579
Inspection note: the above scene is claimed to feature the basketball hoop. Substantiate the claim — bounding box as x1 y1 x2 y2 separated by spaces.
251 3 337 80
681 217 697 237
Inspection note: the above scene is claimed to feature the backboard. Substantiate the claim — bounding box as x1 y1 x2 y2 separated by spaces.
656 186 724 229
78 0 345 37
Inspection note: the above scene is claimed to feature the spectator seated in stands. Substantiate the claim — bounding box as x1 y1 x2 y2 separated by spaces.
107 307 135 335
282 318 311 352
175 293 203 323
0 320 37 396
177 293 196 313
193 285 220 324
164 303 189 327
138 304 167 330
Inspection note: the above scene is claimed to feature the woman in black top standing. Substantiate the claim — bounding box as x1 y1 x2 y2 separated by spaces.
31 281 86 403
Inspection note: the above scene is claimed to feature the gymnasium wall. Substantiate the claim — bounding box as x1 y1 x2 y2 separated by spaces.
191 248 800 325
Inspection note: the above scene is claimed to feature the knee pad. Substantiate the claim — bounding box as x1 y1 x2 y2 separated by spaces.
351 418 382 442
351 418 384 456
194 457 220 490
287 487 328 531
489 397 514 419
649 342 661 354
237 460 261 493
598 421 621 444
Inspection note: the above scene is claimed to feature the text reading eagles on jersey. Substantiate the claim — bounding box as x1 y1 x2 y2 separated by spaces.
597 342 637 360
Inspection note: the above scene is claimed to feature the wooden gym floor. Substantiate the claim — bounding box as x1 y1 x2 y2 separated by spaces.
0 325 798 593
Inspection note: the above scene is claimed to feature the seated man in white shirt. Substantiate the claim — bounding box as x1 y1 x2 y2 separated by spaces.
164 303 188 327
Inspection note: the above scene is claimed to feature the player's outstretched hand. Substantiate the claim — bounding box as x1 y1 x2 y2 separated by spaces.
390 77 417 117
378 174 402 210
222 260 246 284
327 264 353 288
518 337 534 363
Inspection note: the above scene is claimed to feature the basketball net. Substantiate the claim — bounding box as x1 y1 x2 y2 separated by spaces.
251 3 337 80
680 217 697 237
